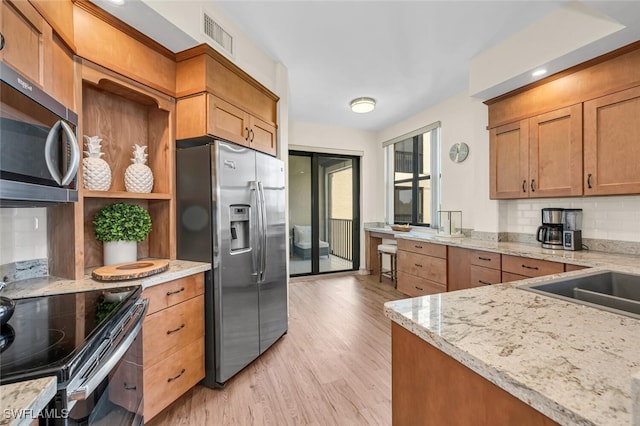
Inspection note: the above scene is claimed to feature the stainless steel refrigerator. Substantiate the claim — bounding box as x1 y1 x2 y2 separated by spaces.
176 140 287 387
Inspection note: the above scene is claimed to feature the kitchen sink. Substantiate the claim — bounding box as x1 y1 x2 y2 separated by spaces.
519 271 640 319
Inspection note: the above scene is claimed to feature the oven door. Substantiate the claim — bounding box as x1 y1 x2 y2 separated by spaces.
63 298 148 426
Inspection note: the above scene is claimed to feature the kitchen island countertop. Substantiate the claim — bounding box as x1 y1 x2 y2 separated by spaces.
385 265 640 425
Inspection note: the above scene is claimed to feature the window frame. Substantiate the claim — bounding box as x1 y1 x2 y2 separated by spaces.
384 123 441 228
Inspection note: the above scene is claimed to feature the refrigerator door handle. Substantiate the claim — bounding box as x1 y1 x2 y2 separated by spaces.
257 181 267 282
250 182 260 278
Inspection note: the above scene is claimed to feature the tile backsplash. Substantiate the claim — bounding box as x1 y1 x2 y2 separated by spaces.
499 195 640 242
0 208 48 265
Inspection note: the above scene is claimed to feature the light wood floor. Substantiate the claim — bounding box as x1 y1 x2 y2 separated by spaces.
146 274 405 425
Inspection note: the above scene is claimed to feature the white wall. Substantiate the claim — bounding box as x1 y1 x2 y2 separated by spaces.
378 92 499 233
289 121 381 271
0 208 47 264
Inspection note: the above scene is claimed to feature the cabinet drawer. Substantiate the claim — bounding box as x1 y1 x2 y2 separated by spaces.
397 239 446 258
398 250 447 284
565 263 589 272
143 295 204 366
469 265 501 287
144 337 205 421
501 255 564 278
502 272 532 283
143 273 204 315
397 272 446 297
470 250 501 270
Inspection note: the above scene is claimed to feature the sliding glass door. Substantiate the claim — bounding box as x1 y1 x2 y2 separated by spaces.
289 151 360 276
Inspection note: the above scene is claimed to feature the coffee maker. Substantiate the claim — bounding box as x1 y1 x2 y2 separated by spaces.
536 208 564 249
562 209 583 251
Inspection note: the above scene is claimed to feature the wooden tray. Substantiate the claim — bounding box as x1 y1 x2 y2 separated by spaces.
92 260 169 281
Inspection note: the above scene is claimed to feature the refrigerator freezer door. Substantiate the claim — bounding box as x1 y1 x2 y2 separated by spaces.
216 142 261 383
256 152 288 352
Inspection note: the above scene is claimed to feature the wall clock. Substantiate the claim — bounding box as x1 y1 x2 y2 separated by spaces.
449 142 469 163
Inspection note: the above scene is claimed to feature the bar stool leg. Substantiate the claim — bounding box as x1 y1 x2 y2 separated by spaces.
392 253 397 287
378 251 383 282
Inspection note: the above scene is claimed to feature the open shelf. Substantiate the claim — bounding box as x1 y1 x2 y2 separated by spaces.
83 191 172 200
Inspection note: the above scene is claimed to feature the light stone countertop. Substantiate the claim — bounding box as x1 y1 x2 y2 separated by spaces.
2 259 211 300
377 225 640 425
0 377 56 426
365 225 640 269
0 259 210 419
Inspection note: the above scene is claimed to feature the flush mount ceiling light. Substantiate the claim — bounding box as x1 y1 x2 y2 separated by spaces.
532 68 547 77
350 97 376 114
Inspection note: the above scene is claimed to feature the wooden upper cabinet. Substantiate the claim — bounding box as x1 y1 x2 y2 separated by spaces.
176 44 279 156
1 0 47 86
490 120 529 199
528 104 583 198
584 85 640 196
490 105 583 200
0 0 75 109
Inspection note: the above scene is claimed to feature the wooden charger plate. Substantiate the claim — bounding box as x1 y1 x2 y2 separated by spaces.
92 260 169 281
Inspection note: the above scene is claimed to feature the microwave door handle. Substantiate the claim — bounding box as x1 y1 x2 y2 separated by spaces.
44 120 64 185
59 121 80 186
67 299 148 402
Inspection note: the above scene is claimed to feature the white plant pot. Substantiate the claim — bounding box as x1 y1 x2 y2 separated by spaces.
103 241 137 266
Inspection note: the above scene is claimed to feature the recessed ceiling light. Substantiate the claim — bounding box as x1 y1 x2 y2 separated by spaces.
108 0 125 4
350 97 376 114
532 68 547 77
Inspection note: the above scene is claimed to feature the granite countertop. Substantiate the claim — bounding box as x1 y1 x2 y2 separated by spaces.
365 225 639 269
0 377 56 426
2 259 211 300
0 259 210 419
384 244 640 425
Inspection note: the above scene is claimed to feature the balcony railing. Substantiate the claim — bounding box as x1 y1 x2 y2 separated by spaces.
328 218 353 261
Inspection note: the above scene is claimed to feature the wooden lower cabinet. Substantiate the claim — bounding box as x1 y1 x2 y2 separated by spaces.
144 337 205 421
142 273 205 422
502 255 564 278
391 323 558 426
397 240 447 296
448 247 501 291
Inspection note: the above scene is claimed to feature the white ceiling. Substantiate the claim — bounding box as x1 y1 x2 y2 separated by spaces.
97 1 640 132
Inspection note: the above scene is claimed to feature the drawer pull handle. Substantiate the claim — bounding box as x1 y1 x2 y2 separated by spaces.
414 245 423 249
414 263 423 268
167 324 185 335
521 264 539 270
123 382 137 391
415 286 424 291
478 257 492 261
478 280 491 286
166 287 185 296
168 369 186 383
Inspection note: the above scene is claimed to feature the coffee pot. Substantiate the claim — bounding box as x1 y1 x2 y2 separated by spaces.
536 208 564 249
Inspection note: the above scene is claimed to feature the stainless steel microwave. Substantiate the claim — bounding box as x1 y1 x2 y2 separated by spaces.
0 61 80 206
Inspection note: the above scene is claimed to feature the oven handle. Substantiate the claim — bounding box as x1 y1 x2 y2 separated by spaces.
68 298 148 402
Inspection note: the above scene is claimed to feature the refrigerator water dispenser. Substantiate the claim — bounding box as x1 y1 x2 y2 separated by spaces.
230 205 250 252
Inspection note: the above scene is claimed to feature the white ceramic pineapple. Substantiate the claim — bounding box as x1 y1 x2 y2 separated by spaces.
124 144 154 193
82 135 112 191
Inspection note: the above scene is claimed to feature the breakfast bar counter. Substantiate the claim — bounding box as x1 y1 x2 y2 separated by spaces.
385 264 640 425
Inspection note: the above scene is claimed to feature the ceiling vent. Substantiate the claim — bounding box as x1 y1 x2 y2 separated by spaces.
202 11 233 56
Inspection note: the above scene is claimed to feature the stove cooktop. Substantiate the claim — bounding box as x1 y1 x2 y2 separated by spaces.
0 286 139 385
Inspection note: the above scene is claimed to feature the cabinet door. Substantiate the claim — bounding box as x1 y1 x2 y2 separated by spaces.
0 0 48 86
490 120 529 199
250 115 277 156
584 86 640 195
208 94 250 147
529 104 583 197
447 246 471 292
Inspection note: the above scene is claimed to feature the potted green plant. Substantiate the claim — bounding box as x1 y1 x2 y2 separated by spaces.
94 202 152 265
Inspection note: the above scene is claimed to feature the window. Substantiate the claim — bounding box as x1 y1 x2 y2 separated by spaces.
384 123 440 227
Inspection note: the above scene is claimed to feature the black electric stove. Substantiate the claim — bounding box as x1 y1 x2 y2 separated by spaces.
0 286 140 386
